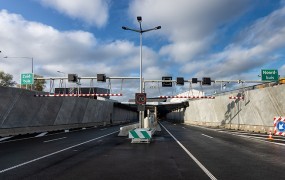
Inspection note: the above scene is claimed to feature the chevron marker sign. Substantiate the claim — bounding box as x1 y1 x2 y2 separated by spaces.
129 128 152 139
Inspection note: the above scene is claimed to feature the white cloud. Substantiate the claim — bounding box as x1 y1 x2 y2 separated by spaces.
129 0 252 62
0 10 160 101
192 6 285 79
280 65 285 77
159 41 207 63
39 0 109 27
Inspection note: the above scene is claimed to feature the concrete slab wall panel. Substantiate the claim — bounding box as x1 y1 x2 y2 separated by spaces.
0 87 137 136
167 84 285 133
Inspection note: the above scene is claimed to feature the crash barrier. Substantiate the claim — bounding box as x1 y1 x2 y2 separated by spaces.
159 96 215 99
34 93 123 97
229 96 244 100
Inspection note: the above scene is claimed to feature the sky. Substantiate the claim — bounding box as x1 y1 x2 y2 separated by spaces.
0 0 285 101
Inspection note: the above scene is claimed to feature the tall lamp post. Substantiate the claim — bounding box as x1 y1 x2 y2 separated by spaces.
122 16 161 128
3 56 34 74
4 56 34 90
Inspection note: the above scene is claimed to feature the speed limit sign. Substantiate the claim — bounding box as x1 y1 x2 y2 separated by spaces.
135 93 147 104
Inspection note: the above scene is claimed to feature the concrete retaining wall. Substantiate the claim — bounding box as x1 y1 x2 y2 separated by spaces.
0 86 137 136
167 84 285 133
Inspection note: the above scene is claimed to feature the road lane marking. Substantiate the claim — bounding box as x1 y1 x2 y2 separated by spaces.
189 124 285 146
44 137 67 143
35 132 48 137
202 134 213 139
182 127 186 129
100 128 107 130
0 136 13 142
230 133 285 146
159 122 217 180
0 130 119 174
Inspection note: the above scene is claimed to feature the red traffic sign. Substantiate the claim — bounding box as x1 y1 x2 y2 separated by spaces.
135 93 146 104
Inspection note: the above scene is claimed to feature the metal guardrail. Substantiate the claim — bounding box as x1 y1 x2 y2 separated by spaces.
211 81 280 97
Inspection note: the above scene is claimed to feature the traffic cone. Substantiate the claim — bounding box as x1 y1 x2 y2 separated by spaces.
268 131 274 140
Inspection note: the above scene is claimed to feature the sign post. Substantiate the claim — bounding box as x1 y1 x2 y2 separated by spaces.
261 69 279 81
21 73 34 85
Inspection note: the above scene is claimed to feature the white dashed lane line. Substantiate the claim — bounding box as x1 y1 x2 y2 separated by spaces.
35 132 48 137
44 137 67 143
201 134 214 139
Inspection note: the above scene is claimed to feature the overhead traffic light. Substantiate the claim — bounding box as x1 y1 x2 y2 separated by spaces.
68 74 78 82
176 77 184 85
162 76 172 87
97 74 106 82
202 77 211 85
192 78 198 84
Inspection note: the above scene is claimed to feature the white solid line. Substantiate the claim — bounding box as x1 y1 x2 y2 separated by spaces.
35 132 48 137
0 136 13 142
182 127 186 129
44 137 67 143
0 130 119 174
202 134 214 139
159 122 217 180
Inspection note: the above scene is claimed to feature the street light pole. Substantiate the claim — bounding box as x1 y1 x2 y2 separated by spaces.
3 56 34 90
122 16 161 128
139 28 143 93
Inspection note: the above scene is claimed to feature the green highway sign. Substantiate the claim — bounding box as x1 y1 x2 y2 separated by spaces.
21 73 34 85
261 69 279 81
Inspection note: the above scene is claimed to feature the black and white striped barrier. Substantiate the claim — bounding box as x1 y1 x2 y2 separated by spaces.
34 93 123 97
159 96 215 99
229 96 244 100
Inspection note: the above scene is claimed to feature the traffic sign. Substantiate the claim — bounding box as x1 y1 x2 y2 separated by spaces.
135 93 146 104
162 76 172 87
21 73 34 85
277 121 285 132
261 69 278 81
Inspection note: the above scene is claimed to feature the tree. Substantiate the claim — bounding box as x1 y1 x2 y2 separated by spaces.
33 74 46 91
0 71 16 87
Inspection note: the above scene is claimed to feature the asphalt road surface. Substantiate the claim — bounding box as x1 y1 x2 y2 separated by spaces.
1 121 285 180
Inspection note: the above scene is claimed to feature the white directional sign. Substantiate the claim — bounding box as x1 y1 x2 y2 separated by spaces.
277 121 285 132
21 73 34 85
261 69 278 81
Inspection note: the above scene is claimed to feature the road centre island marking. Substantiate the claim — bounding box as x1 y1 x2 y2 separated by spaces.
0 131 119 174
159 122 217 180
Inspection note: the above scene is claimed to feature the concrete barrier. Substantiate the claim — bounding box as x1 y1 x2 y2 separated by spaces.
0 86 137 136
167 84 285 133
